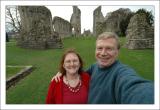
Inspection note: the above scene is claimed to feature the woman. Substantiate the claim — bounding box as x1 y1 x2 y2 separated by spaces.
46 48 90 104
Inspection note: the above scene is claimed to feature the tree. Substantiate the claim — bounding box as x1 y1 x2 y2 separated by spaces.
120 12 134 36
5 6 21 33
135 8 154 26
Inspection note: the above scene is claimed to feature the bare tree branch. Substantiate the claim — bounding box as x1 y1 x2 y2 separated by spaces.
6 6 21 32
15 6 21 31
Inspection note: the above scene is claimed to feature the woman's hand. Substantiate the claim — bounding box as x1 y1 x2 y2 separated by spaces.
51 72 62 82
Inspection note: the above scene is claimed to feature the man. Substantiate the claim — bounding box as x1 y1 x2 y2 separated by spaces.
86 32 154 104
53 32 154 104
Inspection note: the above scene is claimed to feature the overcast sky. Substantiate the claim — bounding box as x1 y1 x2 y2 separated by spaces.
46 5 154 33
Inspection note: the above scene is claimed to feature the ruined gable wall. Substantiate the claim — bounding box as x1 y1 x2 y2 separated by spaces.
53 16 72 38
18 6 63 49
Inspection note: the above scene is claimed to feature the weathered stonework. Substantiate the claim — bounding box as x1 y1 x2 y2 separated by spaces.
6 66 34 90
53 16 72 38
126 13 154 49
18 6 63 49
104 8 132 35
83 29 91 36
70 6 81 36
93 7 133 36
93 6 104 36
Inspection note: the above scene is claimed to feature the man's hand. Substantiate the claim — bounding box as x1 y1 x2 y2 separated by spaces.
51 72 62 82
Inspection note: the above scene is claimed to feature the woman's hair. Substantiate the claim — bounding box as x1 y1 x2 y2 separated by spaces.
59 48 83 75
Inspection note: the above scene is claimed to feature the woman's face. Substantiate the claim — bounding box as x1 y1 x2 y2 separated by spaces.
63 53 80 75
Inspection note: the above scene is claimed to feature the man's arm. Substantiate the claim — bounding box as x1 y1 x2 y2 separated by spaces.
51 72 62 82
115 68 154 104
86 64 95 76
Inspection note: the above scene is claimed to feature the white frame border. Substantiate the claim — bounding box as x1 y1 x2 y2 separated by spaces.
1 0 159 110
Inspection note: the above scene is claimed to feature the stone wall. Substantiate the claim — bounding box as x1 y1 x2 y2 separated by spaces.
93 6 104 36
83 29 91 36
104 13 120 35
18 6 63 49
93 7 133 37
104 8 132 36
70 6 81 36
6 66 34 90
125 13 154 49
53 16 72 38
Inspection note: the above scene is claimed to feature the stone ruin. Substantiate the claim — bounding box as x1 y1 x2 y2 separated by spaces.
53 16 72 38
93 6 104 36
92 6 154 49
83 29 91 36
93 6 133 37
104 8 132 36
52 6 81 37
125 13 154 49
18 6 63 49
17 6 83 49
70 6 81 36
17 6 154 50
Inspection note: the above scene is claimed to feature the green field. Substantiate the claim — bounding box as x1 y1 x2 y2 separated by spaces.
6 66 25 78
6 36 154 104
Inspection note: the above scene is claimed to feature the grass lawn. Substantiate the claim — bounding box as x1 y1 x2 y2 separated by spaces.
6 66 25 79
6 36 154 104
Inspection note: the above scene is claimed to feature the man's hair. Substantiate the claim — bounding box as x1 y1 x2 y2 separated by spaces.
97 32 120 50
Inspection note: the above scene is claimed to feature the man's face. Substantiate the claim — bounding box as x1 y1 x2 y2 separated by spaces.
95 38 119 68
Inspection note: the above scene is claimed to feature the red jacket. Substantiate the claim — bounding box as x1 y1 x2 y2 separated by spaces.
46 72 90 104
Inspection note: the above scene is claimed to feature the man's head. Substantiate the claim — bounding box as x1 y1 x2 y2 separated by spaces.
95 32 120 68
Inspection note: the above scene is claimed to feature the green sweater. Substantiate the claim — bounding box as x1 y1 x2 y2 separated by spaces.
87 60 154 104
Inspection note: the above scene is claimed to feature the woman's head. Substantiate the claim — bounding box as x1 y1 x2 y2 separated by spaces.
59 48 83 75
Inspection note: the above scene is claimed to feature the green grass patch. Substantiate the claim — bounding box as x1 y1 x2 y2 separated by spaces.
6 66 25 78
6 36 154 104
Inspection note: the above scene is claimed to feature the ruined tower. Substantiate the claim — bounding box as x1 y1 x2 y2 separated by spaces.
93 6 104 36
70 6 81 36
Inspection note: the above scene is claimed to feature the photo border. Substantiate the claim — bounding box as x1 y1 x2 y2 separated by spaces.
1 0 159 110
